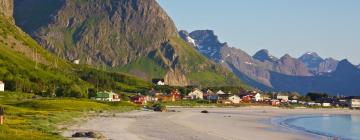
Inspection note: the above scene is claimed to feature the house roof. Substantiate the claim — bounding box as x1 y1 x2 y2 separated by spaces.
206 89 214 94
152 79 164 84
216 90 226 95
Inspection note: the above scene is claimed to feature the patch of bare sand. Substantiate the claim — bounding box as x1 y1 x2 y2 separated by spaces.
62 107 360 140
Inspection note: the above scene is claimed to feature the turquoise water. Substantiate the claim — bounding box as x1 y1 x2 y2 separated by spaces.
283 115 360 140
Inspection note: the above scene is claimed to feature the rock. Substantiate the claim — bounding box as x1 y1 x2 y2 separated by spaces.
72 132 87 137
72 131 103 138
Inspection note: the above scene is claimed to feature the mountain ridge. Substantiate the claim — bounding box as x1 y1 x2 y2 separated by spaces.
13 0 246 87
181 29 360 95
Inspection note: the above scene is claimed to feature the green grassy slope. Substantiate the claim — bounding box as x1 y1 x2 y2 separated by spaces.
168 37 248 88
0 14 151 96
0 92 139 140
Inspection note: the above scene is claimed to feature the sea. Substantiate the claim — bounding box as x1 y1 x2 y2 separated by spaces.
281 115 360 140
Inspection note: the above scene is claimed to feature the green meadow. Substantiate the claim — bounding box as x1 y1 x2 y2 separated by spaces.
0 92 140 140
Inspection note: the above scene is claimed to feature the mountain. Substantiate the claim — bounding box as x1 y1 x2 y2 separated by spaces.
182 30 360 95
270 59 360 96
0 0 12 18
276 54 312 76
298 52 339 74
0 1 152 97
253 49 278 62
188 30 227 63
318 58 339 74
298 52 323 72
13 0 245 87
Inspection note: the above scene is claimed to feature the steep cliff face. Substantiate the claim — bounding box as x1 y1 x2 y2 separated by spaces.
0 0 13 18
13 0 245 87
275 54 312 76
15 0 177 66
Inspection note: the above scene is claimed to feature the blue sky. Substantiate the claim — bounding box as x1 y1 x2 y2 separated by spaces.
157 0 360 64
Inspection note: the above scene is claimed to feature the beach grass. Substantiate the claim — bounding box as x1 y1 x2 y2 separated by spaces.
0 92 140 140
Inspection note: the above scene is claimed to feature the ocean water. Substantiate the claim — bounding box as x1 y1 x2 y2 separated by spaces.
283 115 360 140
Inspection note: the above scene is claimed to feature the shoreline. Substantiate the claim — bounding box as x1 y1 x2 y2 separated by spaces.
62 106 360 140
277 114 357 140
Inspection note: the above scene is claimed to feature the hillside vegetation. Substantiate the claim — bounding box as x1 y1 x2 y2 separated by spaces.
0 92 139 140
13 0 247 88
0 14 151 97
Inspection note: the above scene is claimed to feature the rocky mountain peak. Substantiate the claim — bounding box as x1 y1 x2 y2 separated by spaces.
186 30 227 62
179 30 196 46
253 49 278 62
280 54 293 60
0 0 13 18
299 51 324 71
336 59 357 71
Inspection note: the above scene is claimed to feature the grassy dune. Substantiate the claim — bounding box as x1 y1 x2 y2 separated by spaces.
0 92 139 140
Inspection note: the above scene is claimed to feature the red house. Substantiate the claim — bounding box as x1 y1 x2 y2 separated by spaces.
131 96 146 105
170 89 182 101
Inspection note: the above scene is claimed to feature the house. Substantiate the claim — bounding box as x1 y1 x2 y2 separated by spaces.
348 97 360 108
216 90 226 95
0 81 4 92
239 94 252 102
271 99 280 106
216 90 229 99
72 59 80 65
95 91 121 102
207 92 219 103
188 88 204 100
229 95 241 104
203 89 214 100
145 96 157 102
131 95 147 104
156 90 182 102
307 102 321 106
171 89 182 101
322 103 331 107
253 93 263 102
261 94 271 101
152 79 165 86
276 94 289 102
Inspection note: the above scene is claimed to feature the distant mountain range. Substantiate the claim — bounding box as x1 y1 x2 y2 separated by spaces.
180 30 360 96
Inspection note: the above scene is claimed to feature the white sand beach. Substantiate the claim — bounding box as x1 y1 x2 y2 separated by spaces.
62 107 360 140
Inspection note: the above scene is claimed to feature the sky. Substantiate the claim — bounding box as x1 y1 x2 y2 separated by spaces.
157 0 360 64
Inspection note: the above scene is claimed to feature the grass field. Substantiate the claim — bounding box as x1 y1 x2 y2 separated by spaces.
0 92 140 140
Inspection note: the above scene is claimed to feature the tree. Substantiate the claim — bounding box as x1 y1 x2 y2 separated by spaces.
306 92 329 101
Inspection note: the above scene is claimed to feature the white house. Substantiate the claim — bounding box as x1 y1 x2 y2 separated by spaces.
349 99 360 108
216 90 226 95
229 95 241 104
253 93 263 102
73 59 80 65
152 79 165 86
0 81 4 92
188 89 204 100
322 103 331 107
157 81 165 86
95 91 121 102
277 94 289 102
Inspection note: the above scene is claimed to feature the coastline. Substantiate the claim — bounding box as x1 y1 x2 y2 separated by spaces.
62 106 360 140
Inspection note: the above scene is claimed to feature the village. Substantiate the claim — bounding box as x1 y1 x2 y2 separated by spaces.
84 79 360 109
0 80 359 109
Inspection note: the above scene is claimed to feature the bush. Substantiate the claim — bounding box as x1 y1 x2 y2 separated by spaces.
153 102 166 112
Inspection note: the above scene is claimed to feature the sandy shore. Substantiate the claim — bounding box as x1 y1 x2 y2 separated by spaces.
62 107 360 140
